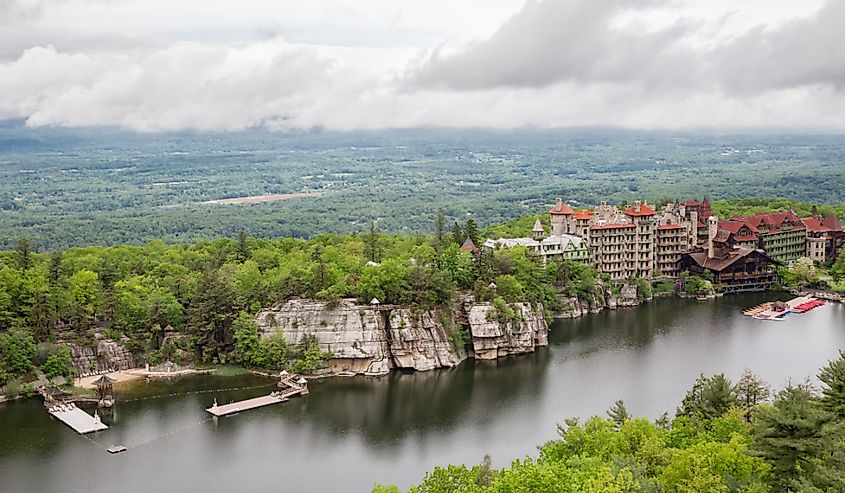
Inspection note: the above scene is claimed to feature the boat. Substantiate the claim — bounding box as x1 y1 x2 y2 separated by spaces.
107 445 127 454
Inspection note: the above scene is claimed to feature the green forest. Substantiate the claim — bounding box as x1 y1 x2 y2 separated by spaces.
0 213 589 391
3 198 845 394
373 357 845 493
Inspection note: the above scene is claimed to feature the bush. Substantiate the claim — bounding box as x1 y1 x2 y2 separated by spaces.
42 345 74 380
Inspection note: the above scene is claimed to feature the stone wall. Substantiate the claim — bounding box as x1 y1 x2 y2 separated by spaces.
256 297 548 375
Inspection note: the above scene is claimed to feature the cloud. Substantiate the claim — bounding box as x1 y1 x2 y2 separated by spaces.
409 0 702 92
410 0 845 98
1 0 844 131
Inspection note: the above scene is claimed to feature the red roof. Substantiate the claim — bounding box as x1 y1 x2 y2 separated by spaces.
574 210 593 220
802 217 829 233
719 220 757 234
623 203 656 216
549 200 574 215
680 200 700 206
730 211 805 233
657 224 685 230
590 223 636 230
821 213 842 231
460 238 479 253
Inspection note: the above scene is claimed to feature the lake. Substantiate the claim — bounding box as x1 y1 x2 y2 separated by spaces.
1 293 843 493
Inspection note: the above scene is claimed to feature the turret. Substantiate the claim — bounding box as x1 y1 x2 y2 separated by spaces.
532 218 545 241
707 216 718 259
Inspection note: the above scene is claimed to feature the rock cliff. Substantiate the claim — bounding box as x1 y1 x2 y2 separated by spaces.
464 302 548 360
256 297 548 375
257 299 394 375
555 283 646 318
68 339 137 375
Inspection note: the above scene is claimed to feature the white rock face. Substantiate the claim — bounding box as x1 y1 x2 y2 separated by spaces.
256 297 549 374
256 298 393 376
387 309 466 371
465 302 548 360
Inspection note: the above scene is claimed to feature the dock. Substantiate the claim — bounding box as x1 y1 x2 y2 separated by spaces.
749 295 824 321
205 372 309 417
48 404 108 434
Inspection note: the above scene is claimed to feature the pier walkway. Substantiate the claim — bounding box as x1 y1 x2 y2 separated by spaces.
48 404 108 434
205 372 309 417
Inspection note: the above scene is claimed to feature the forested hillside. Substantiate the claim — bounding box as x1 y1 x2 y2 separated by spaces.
2 123 844 249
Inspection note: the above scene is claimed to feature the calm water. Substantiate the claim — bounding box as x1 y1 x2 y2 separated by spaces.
1 294 843 493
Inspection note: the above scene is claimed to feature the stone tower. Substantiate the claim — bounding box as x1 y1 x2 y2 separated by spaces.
532 218 545 241
549 198 575 235
707 215 719 258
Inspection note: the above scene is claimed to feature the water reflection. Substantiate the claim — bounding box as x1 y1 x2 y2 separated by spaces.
1 294 844 493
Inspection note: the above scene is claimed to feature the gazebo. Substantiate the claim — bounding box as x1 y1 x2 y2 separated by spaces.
91 374 117 402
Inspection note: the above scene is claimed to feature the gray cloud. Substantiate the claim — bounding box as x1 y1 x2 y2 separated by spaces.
409 0 845 98
409 0 701 91
712 0 845 93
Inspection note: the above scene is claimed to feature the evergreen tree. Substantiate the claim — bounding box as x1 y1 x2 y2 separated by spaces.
677 373 738 420
464 218 479 247
451 221 463 246
48 252 63 287
237 230 250 262
819 349 845 418
15 238 33 271
434 209 446 250
364 221 380 263
607 399 630 429
752 383 838 492
187 268 239 362
736 369 771 411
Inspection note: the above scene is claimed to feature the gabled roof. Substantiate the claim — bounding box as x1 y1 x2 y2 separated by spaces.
549 198 574 215
460 238 479 253
91 374 117 386
719 220 757 234
680 200 700 207
801 217 829 233
821 213 842 231
623 203 656 216
684 247 780 272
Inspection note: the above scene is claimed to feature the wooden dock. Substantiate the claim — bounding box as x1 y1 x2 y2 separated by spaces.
48 404 108 434
205 372 309 417
206 394 287 417
750 295 820 321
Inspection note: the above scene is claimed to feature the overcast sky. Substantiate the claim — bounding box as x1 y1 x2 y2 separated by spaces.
1 0 843 132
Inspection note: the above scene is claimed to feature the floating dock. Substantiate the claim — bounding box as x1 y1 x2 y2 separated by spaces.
749 295 824 321
206 394 288 417
48 404 108 434
205 372 309 417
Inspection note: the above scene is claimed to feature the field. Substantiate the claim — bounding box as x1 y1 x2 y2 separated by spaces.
0 121 843 250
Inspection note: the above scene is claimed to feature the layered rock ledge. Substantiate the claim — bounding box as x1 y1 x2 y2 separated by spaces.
256 297 548 375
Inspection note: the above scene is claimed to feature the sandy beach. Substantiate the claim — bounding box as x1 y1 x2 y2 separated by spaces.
74 369 146 389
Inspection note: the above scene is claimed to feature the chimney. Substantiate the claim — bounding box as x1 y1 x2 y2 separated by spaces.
635 200 641 214
707 216 718 259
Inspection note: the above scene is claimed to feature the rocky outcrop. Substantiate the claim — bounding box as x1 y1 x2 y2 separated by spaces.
68 339 137 375
256 297 548 375
257 299 393 375
555 283 647 318
387 309 466 371
464 302 548 360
